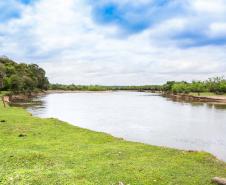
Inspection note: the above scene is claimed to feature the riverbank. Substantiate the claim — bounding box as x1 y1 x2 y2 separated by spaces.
0 102 226 184
163 93 226 104
6 90 226 105
189 92 226 101
0 91 46 103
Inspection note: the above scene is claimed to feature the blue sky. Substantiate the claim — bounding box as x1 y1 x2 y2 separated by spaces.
90 0 186 34
0 0 32 18
0 0 226 85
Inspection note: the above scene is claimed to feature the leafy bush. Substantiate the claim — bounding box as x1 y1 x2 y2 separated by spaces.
164 77 226 94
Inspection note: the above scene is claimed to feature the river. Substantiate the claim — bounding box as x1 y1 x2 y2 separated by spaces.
26 91 226 161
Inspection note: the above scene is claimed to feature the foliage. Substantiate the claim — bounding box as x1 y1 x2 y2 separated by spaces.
171 82 190 94
0 56 49 93
0 102 225 184
190 81 207 94
50 77 226 95
164 77 226 95
206 77 226 94
49 84 162 92
162 81 175 92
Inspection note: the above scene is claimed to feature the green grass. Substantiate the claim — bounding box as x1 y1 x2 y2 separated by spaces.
189 92 226 97
0 103 225 185
0 91 8 96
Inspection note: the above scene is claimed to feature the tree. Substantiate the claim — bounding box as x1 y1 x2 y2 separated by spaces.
190 81 206 95
171 82 190 94
9 75 23 92
0 56 49 93
162 81 175 92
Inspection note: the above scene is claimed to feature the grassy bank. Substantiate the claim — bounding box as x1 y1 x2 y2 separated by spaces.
0 103 226 185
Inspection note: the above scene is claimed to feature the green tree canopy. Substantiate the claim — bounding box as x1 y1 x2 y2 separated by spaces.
0 56 49 93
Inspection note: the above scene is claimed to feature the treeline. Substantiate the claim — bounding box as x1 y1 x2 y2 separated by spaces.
50 77 226 95
0 56 49 93
49 84 162 92
163 77 226 94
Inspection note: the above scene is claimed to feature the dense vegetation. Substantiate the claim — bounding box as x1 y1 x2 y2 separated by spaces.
163 77 226 95
0 101 226 184
50 77 226 95
0 56 49 93
49 84 162 92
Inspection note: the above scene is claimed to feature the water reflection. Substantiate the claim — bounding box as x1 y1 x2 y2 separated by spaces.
20 92 226 162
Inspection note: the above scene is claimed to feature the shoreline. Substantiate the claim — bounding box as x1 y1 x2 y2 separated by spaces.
162 93 226 104
9 90 226 162
4 90 226 105
6 90 226 106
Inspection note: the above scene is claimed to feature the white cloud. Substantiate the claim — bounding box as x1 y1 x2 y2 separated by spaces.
0 0 226 85
192 0 226 14
208 22 226 38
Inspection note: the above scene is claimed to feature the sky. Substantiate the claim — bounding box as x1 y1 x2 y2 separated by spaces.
0 0 226 85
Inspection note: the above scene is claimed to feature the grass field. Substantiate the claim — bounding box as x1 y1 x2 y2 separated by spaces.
0 101 226 184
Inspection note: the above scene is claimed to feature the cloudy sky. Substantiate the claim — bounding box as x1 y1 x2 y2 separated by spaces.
0 0 226 85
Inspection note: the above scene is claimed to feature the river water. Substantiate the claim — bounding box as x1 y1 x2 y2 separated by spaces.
26 92 226 161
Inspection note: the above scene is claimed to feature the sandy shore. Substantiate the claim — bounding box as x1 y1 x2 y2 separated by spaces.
164 93 226 104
